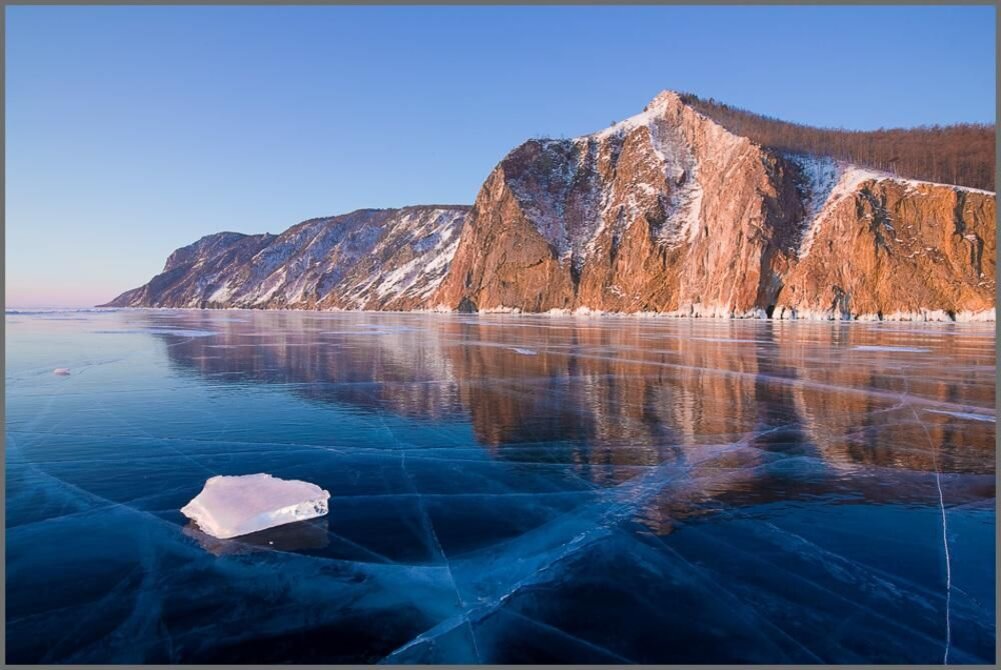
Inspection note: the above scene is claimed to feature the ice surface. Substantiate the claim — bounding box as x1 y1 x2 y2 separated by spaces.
93 327 218 337
924 409 996 423
180 474 330 539
4 310 995 664
182 518 332 556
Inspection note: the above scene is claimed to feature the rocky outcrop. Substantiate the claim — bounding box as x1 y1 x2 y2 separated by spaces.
109 231 276 308
433 92 995 320
104 206 469 310
436 91 801 316
776 172 996 320
105 91 995 320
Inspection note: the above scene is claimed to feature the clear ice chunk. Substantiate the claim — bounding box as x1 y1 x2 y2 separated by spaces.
180 473 330 539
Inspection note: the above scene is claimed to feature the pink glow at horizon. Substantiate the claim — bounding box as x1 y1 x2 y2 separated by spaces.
6 284 117 309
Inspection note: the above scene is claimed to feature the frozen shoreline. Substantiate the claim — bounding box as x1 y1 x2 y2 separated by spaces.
40 304 997 324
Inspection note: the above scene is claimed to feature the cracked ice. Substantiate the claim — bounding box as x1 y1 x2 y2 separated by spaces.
4 309 996 663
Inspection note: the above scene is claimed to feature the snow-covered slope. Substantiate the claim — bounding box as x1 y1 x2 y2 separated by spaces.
104 206 469 310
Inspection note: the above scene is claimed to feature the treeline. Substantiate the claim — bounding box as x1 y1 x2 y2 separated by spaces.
678 93 995 191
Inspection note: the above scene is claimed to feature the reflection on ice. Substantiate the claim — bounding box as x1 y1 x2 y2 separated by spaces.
182 518 332 556
4 309 996 663
924 409 996 423
94 327 219 337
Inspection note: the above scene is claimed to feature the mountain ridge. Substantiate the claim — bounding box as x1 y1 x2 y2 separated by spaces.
677 91 995 192
104 91 996 321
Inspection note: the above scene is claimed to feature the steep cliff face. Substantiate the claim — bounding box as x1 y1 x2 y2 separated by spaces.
104 206 469 310
436 91 804 316
775 169 996 320
106 91 995 320
434 91 995 319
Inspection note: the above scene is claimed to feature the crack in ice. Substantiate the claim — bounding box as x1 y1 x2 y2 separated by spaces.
908 402 952 665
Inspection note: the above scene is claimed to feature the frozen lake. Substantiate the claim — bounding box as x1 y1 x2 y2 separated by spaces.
5 309 996 663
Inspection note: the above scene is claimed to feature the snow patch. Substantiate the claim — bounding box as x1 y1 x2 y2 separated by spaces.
511 94 707 272
774 306 995 322
787 156 887 259
345 208 466 306
208 285 234 303
788 154 994 259
594 95 674 141
952 308 996 322
440 303 994 322
591 97 704 246
480 306 522 314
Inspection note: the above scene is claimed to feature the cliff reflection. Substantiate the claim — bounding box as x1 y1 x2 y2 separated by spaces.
148 311 996 530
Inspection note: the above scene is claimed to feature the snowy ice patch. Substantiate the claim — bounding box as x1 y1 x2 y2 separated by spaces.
181 474 330 540
952 308 997 323
481 306 523 314
53 368 71 376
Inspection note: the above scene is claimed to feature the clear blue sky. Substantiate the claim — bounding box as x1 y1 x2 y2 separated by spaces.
6 5 996 308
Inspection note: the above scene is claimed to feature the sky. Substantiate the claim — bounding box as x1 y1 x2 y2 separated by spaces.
5 5 996 308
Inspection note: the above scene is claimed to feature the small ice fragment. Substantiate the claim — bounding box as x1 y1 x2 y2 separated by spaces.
852 345 930 353
511 347 538 355
181 474 330 539
53 368 71 376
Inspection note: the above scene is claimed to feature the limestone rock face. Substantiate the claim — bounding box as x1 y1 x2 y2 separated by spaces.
105 91 995 320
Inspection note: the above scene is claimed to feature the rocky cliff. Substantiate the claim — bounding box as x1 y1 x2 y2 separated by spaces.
106 206 468 310
105 91 995 320
434 91 995 320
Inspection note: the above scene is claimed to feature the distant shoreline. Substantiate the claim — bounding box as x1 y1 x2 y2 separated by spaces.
9 305 995 325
